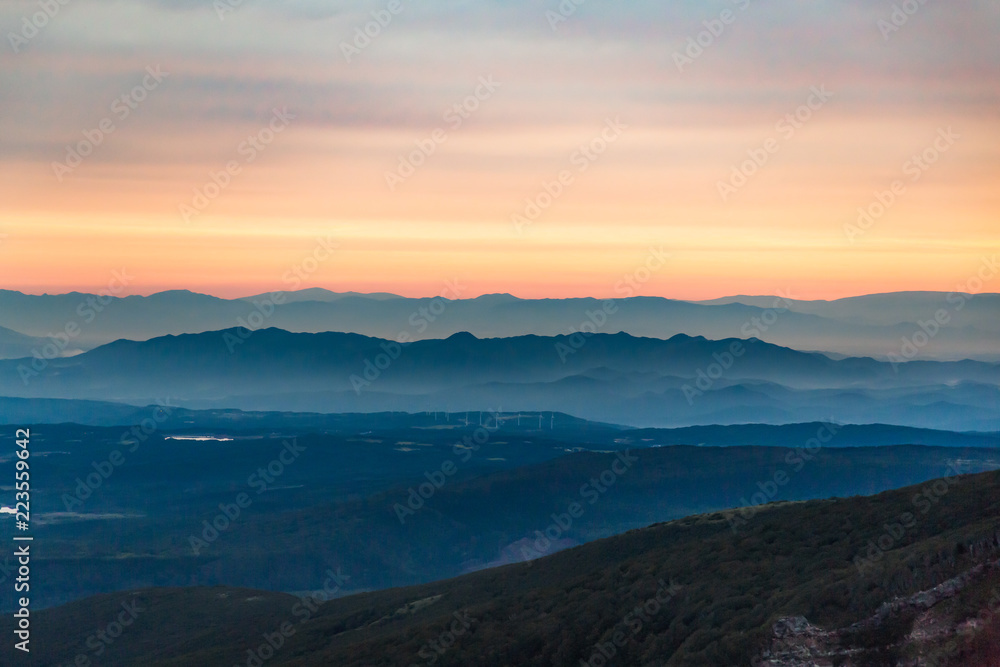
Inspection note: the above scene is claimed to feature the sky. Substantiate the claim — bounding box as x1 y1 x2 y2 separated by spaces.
0 0 998 300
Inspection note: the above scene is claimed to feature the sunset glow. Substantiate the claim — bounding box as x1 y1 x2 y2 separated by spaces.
1 0 998 299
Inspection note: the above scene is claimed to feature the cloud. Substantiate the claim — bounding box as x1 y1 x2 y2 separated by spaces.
0 0 997 303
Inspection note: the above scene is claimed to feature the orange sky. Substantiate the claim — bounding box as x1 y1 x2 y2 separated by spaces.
1 1 998 300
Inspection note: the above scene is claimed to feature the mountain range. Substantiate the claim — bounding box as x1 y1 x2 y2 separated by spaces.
5 468 998 666
1 328 996 429
1 399 998 450
1 288 997 361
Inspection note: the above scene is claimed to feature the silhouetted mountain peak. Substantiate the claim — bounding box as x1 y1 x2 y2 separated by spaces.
473 293 521 302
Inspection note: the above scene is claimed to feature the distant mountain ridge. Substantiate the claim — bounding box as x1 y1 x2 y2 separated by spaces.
238 288 404 303
0 328 995 429
690 290 998 327
0 398 996 450
0 288 996 360
0 324 64 360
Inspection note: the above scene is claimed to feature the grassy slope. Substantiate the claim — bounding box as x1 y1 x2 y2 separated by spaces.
4 469 999 666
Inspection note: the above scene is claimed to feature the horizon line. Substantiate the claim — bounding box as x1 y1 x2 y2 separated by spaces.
4 287 998 303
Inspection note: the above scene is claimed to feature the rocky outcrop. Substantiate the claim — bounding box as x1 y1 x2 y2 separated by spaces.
756 559 1000 667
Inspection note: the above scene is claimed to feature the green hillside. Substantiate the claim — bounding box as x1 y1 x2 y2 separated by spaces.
5 469 999 666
